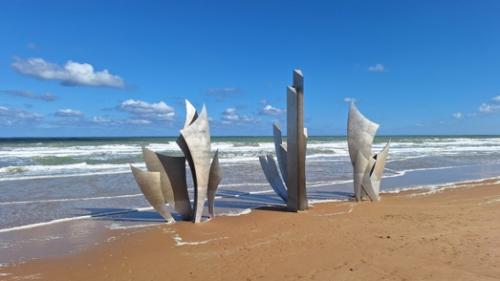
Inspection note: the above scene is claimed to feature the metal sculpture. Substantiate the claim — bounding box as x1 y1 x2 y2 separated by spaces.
207 150 222 218
157 153 194 218
259 69 308 211
130 165 175 223
347 102 390 201
130 100 222 223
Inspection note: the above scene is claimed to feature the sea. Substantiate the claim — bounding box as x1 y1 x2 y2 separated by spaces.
1 136 500 263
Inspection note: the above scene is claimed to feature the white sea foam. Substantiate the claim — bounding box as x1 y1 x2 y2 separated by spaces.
0 215 93 234
0 193 143 206
308 198 349 204
0 188 269 233
171 233 229 246
0 162 146 181
0 169 131 182
307 180 353 187
3 137 500 180
218 208 252 217
383 165 457 177
106 222 168 230
382 175 500 197
0 209 142 234
219 182 269 188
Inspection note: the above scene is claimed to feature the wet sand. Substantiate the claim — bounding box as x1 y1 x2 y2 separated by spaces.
2 180 500 281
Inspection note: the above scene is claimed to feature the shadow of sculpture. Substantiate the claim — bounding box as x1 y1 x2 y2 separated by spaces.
259 69 308 211
347 102 390 201
130 100 222 223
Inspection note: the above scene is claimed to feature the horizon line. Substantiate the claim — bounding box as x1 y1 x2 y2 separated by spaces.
1 134 500 139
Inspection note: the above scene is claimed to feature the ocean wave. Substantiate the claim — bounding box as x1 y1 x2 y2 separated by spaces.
0 208 148 234
106 222 167 230
0 157 461 182
0 170 131 182
0 162 146 181
218 208 252 216
0 193 144 206
381 175 500 196
2 137 500 160
3 137 500 169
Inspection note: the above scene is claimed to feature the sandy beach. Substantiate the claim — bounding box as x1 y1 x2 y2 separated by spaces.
2 180 499 281
3 1 500 280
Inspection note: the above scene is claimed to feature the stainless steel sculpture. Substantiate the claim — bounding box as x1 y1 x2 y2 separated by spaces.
347 102 390 201
259 152 288 202
178 105 212 223
130 165 175 223
142 147 176 209
130 100 222 223
157 153 193 218
259 69 308 211
207 150 222 218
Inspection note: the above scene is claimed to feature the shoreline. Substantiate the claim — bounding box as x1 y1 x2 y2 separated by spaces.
2 173 500 234
1 178 500 280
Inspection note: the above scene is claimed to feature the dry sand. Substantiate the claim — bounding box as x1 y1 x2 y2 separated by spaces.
2 180 500 281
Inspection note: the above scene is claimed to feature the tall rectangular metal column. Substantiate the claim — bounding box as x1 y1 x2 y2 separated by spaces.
286 69 307 211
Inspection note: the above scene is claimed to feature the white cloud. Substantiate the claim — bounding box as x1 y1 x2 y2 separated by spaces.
0 105 43 126
368 64 385 72
120 99 175 122
343 97 356 103
260 104 284 116
222 107 239 121
452 112 463 119
221 107 255 124
478 103 490 113
0 89 57 102
475 96 500 114
12 57 124 88
478 103 500 113
55 108 84 118
90 116 111 124
127 119 151 125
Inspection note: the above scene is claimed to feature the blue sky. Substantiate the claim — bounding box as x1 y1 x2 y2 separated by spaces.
1 0 500 137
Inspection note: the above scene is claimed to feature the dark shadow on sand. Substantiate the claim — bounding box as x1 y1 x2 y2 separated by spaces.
78 187 353 223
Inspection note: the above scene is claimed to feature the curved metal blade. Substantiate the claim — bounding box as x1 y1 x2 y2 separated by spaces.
130 165 174 223
207 150 222 218
179 105 211 223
